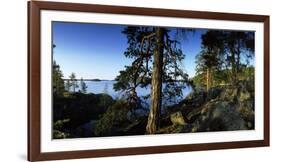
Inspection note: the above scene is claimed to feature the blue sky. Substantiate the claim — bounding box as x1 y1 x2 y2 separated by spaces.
52 22 206 80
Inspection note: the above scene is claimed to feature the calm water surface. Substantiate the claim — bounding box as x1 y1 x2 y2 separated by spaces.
78 80 192 106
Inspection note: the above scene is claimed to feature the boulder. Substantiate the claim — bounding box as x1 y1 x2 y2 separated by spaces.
170 111 186 126
210 101 247 131
237 100 255 129
188 100 249 132
239 90 251 101
238 81 252 102
160 79 255 134
206 87 222 101
185 90 206 107
219 87 238 101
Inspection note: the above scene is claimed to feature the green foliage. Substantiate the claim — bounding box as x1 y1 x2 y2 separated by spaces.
196 31 224 72
161 31 190 104
114 65 146 92
114 27 155 94
53 119 70 130
191 73 205 90
69 72 78 93
53 119 70 139
195 31 225 91
114 26 190 105
211 69 231 85
193 67 254 89
162 82 186 105
223 31 254 83
194 30 255 89
238 65 255 80
113 27 156 114
94 100 131 136
115 26 192 134
53 61 65 96
53 93 115 133
53 130 70 139
51 28 256 138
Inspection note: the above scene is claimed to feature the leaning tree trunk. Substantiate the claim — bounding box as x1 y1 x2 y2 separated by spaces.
146 27 164 134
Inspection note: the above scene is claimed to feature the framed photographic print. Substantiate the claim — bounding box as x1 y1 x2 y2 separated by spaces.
28 1 270 161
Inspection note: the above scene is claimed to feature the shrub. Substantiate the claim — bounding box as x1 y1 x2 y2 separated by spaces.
94 100 131 136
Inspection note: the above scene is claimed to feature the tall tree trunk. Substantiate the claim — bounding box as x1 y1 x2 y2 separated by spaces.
206 68 209 91
206 67 212 91
236 40 241 74
146 27 164 134
209 68 212 88
230 49 237 85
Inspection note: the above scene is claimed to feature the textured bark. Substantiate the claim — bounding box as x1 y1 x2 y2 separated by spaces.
206 68 210 91
146 27 164 134
236 40 241 73
230 48 237 85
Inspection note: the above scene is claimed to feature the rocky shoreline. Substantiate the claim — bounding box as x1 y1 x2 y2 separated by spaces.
124 80 255 135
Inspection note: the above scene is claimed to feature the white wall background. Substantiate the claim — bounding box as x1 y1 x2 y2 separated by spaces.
0 0 279 161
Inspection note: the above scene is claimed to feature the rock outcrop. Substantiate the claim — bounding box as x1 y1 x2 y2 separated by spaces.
159 80 255 134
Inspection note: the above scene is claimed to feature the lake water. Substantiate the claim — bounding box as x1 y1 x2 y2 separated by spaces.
80 80 192 106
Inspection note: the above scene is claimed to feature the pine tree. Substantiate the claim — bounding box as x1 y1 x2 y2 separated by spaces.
114 26 190 134
52 44 65 96
195 31 224 91
69 73 78 93
53 61 65 96
224 31 254 84
195 30 255 88
80 77 87 93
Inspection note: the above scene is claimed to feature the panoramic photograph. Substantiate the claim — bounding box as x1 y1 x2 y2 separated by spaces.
52 22 255 139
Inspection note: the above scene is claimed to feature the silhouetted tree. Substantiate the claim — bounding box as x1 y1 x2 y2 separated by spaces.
196 30 254 88
52 44 65 96
224 31 254 84
53 61 65 96
196 31 224 91
80 77 87 93
69 73 78 92
114 26 190 134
